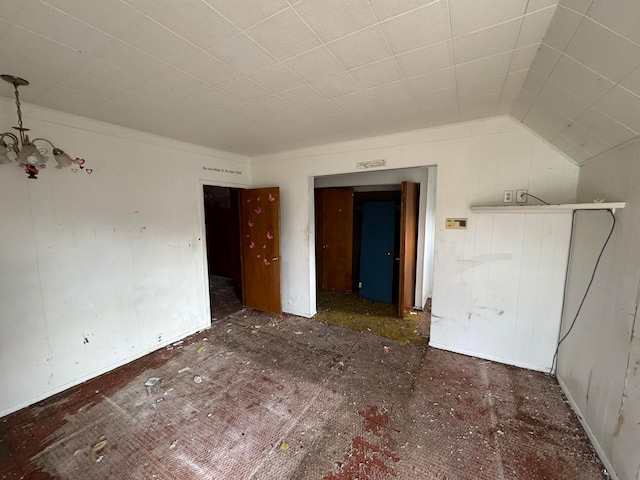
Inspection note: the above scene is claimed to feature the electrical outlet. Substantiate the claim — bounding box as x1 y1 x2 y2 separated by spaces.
156 334 162 344
516 189 528 203
503 190 514 203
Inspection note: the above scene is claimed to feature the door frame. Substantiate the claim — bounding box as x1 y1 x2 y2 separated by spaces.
312 167 435 313
198 179 250 325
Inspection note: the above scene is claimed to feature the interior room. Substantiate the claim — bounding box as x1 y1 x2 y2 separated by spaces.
0 1 638 479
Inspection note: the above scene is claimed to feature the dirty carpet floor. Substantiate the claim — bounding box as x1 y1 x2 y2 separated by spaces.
1 310 605 479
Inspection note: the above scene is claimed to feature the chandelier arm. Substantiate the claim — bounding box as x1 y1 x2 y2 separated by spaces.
31 137 56 149
1 132 19 146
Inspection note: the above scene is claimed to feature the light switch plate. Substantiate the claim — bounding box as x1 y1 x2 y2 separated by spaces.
446 218 468 229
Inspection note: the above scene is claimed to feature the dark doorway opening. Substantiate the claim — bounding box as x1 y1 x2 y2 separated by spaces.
203 185 243 319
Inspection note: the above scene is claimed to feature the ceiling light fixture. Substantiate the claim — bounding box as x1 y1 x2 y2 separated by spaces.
1 74 77 179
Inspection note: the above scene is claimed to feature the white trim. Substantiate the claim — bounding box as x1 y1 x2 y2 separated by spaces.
557 376 620 480
428 342 551 372
0 324 208 418
470 203 625 214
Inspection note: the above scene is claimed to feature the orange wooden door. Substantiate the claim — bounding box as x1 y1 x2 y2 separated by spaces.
318 188 353 291
239 187 282 314
398 182 418 318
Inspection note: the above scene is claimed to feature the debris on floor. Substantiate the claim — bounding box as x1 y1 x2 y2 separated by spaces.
144 377 161 397
89 436 107 463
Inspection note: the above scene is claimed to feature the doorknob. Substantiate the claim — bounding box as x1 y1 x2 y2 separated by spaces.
387 251 392 256
322 245 327 249
272 256 279 261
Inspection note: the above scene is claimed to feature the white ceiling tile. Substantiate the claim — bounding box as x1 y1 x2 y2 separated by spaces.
516 6 556 48
317 112 354 127
189 87 241 109
177 52 243 85
311 72 361 98
595 86 640 133
0 0 27 22
208 34 278 75
549 55 616 105
376 96 423 115
246 8 321 61
407 68 456 95
330 92 376 111
587 0 640 45
36 85 105 114
327 26 393 69
277 85 324 107
423 101 461 126
301 101 341 118
536 81 588 119
526 0 557 13
85 91 163 122
122 0 164 13
458 76 506 100
550 135 590 163
528 44 561 77
350 58 404 90
560 122 610 155
416 87 459 108
453 18 521 64
542 5 583 51
203 0 289 30
130 79 189 106
347 105 383 120
13 0 112 54
226 103 269 120
148 0 238 49
293 0 376 43
521 70 546 95
153 67 215 96
42 0 142 36
396 40 454 77
115 16 200 64
366 80 412 104
250 95 293 114
248 64 304 93
497 91 519 114
576 108 637 146
94 39 167 77
565 18 640 83
621 66 640 97
56 73 126 99
0 27 87 97
509 44 540 72
557 0 591 14
284 46 344 82
218 77 272 102
367 0 436 22
449 0 527 37
509 88 537 120
455 53 511 85
523 103 571 139
381 1 451 54
501 70 528 96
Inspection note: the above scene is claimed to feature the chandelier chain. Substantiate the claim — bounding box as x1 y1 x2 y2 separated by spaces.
13 82 24 141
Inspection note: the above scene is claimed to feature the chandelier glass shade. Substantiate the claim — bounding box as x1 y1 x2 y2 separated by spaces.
1 74 77 179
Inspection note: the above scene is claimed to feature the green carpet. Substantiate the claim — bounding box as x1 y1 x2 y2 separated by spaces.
314 290 427 345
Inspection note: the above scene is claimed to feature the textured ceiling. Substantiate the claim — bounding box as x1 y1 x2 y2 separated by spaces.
0 1 638 161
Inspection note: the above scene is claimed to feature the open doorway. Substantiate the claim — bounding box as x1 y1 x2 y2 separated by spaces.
313 167 436 343
203 185 243 319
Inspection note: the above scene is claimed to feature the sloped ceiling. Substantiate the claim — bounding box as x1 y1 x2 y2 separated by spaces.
512 0 640 165
0 1 638 162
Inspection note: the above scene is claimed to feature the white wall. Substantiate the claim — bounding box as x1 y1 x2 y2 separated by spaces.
0 98 251 417
251 116 579 370
558 140 640 480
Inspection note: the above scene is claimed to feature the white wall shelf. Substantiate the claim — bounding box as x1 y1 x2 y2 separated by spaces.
470 202 625 214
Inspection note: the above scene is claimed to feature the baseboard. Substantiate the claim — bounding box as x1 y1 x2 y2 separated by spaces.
0 323 210 418
557 376 619 480
428 341 551 373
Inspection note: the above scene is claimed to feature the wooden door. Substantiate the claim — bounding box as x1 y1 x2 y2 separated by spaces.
318 188 353 291
239 187 282 314
398 182 418 318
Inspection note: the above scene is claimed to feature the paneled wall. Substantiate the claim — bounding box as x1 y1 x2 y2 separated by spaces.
0 98 251 416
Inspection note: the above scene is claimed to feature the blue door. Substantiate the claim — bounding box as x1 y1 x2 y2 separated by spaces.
358 201 397 303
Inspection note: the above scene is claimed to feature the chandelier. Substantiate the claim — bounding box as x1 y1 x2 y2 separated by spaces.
1 74 78 179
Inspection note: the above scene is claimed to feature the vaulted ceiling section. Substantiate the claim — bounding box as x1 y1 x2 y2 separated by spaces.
1 0 639 161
